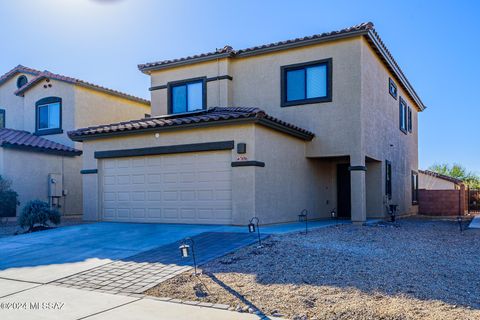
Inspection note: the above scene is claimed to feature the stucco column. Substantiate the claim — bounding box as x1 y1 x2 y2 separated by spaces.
231 166 256 225
350 167 367 224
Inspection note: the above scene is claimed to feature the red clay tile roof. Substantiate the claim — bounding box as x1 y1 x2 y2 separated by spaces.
0 65 42 86
138 22 425 111
419 170 464 185
68 107 314 141
13 70 150 105
0 128 81 157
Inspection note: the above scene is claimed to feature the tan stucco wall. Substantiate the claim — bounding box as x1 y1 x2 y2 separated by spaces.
419 172 457 190
74 86 150 130
0 73 32 129
149 38 363 160
21 79 77 147
145 35 422 222
0 149 82 216
253 125 335 225
80 124 256 222
360 38 419 217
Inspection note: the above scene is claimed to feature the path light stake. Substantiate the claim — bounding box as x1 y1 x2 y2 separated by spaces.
456 215 463 233
248 217 262 247
330 208 337 226
179 237 197 275
298 209 308 234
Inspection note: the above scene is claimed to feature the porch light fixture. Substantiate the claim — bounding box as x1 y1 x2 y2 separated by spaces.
179 237 197 275
248 217 262 247
298 209 308 234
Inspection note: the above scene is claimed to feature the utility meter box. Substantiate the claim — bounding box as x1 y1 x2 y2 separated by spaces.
48 173 63 198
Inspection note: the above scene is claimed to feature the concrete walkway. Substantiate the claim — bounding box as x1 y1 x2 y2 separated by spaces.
0 278 271 320
469 215 480 228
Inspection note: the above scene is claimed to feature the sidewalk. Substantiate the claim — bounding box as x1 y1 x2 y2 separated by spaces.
0 278 275 320
469 215 480 228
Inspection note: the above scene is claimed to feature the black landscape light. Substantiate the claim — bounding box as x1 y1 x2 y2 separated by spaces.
456 215 464 233
389 204 398 222
248 217 262 247
298 209 308 234
179 237 197 275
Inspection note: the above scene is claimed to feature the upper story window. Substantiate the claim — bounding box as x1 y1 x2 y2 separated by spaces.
399 97 407 134
0 109 5 129
36 97 62 136
16 75 28 89
281 58 332 107
168 78 206 114
388 78 397 99
408 106 413 133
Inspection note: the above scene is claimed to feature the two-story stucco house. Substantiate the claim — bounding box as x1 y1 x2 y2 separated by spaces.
0 65 150 218
69 22 426 225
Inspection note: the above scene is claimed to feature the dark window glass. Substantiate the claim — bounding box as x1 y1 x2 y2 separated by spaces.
285 64 328 102
386 160 392 200
412 171 419 204
399 98 407 133
282 59 331 107
16 75 28 89
170 80 204 114
408 107 412 133
0 109 5 128
38 102 60 130
286 69 305 101
389 78 397 99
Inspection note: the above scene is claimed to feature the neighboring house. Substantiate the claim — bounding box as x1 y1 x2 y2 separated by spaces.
69 22 426 225
0 65 150 218
418 170 464 190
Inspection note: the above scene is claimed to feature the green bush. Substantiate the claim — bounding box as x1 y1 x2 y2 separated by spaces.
18 200 61 231
0 175 19 218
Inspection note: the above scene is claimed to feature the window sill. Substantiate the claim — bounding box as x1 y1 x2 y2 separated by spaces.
35 128 63 136
281 96 332 108
400 128 407 135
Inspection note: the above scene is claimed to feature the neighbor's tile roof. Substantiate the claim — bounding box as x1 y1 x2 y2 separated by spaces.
68 107 315 141
13 70 150 105
0 128 82 157
419 170 464 185
138 23 373 71
0 65 42 86
0 65 149 105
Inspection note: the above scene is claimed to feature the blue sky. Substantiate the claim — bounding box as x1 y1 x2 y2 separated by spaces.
1 0 479 172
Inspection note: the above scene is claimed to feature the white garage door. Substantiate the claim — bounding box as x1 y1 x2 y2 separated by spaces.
100 151 232 224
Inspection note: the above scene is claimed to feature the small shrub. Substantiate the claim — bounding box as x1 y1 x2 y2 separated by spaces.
18 200 61 231
0 175 19 218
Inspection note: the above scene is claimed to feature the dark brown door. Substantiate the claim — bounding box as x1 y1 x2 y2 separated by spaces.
337 164 351 218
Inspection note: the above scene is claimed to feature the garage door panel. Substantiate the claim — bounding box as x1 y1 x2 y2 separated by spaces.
101 151 232 224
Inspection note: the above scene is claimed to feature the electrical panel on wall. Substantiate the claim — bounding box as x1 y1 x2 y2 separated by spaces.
48 173 63 198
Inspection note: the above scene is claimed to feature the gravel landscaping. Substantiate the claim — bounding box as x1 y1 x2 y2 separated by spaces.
0 217 85 238
146 218 480 320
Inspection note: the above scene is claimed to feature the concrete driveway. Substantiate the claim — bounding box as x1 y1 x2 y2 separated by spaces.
0 222 247 283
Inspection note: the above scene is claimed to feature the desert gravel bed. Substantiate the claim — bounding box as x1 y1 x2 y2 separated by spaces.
0 217 85 238
146 218 480 320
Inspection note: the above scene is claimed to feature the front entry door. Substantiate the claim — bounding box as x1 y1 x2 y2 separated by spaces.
337 164 351 219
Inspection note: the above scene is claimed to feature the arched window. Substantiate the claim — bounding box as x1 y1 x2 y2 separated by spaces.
35 97 62 135
16 75 28 89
